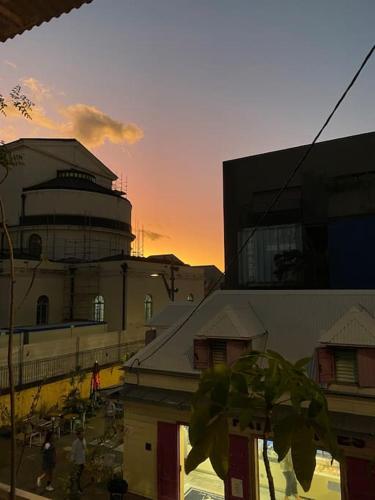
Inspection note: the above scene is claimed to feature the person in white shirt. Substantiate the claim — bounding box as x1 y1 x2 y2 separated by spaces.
71 429 87 494
105 399 116 429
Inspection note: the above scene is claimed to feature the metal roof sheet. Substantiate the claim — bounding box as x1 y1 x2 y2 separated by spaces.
319 305 375 347
126 290 375 375
0 0 93 42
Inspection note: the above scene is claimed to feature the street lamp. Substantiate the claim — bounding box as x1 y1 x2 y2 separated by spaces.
150 266 179 301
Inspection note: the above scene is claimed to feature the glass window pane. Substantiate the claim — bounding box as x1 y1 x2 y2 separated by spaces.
257 439 341 499
182 425 224 499
238 224 302 285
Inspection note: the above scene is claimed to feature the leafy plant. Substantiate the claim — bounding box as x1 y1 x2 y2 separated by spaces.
185 350 341 500
1 84 33 499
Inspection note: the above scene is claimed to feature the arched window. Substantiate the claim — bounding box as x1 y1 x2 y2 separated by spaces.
93 295 105 322
144 294 153 322
187 293 194 302
29 234 42 258
36 295 49 325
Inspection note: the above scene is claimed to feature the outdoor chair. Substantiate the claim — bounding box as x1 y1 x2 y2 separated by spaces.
23 421 42 448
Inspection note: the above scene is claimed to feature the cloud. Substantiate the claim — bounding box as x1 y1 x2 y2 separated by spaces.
21 77 51 101
4 60 16 69
5 76 144 148
60 104 144 147
143 230 170 241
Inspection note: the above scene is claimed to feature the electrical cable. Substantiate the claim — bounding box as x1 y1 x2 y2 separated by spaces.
134 43 375 367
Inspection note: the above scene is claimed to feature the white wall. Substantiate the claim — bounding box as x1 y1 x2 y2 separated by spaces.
0 258 205 344
25 189 131 223
0 260 65 328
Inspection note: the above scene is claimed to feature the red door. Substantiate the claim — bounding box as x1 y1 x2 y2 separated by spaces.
157 422 179 500
225 435 250 500
346 457 375 500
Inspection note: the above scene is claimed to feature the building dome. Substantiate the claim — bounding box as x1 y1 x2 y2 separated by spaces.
0 138 134 261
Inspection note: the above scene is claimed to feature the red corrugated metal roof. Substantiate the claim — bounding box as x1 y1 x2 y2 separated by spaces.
0 0 93 42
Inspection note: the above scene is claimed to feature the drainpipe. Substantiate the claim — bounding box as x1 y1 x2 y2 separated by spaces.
20 193 26 252
121 262 128 331
69 267 76 321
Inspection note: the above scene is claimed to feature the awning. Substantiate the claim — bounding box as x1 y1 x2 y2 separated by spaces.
0 0 93 42
121 383 192 411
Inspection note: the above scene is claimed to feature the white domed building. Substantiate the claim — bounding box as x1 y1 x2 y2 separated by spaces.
2 138 133 261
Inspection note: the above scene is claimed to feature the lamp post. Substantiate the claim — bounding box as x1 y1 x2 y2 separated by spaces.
150 265 179 301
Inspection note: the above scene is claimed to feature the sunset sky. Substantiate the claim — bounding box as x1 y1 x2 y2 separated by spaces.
0 0 374 269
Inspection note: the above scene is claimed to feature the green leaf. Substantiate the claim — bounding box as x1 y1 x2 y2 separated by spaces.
231 372 248 394
185 433 211 474
294 357 311 370
265 350 293 370
188 399 212 445
209 415 229 479
291 422 316 491
308 398 323 419
273 414 298 462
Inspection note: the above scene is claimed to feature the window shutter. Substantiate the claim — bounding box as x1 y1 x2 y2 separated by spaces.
317 347 334 384
334 349 357 383
193 338 210 370
358 348 375 387
227 340 250 366
211 340 227 366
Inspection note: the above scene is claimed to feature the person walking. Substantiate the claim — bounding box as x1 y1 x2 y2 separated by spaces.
37 431 56 492
280 449 300 499
105 399 116 430
70 428 87 494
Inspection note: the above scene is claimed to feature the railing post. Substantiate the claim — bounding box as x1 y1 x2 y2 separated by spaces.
18 333 24 388
118 330 122 363
75 336 80 371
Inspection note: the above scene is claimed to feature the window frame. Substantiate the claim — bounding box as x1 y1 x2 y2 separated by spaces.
93 295 105 322
144 294 153 322
36 295 49 325
28 233 42 258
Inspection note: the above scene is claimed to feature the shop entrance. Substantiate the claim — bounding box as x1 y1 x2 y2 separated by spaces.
257 439 341 499
181 425 225 500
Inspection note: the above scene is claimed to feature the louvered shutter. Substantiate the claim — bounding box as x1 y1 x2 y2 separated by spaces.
227 340 250 366
334 349 357 383
211 340 227 366
317 347 335 384
358 348 375 387
193 338 210 370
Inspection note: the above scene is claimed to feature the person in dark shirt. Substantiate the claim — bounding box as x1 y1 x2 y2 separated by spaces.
37 431 57 492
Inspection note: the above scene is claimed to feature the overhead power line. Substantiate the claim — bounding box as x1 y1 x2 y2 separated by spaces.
135 43 375 367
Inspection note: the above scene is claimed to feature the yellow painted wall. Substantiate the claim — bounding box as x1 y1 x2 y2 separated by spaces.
0 365 123 425
124 413 158 499
124 402 191 499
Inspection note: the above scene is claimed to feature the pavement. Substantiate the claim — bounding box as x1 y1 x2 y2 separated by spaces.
0 409 148 500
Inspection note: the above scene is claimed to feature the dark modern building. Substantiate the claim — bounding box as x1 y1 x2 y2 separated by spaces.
223 131 375 289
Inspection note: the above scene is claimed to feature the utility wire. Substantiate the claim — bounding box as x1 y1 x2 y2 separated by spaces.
134 43 375 367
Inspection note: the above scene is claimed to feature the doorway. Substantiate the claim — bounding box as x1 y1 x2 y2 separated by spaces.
181 425 225 500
